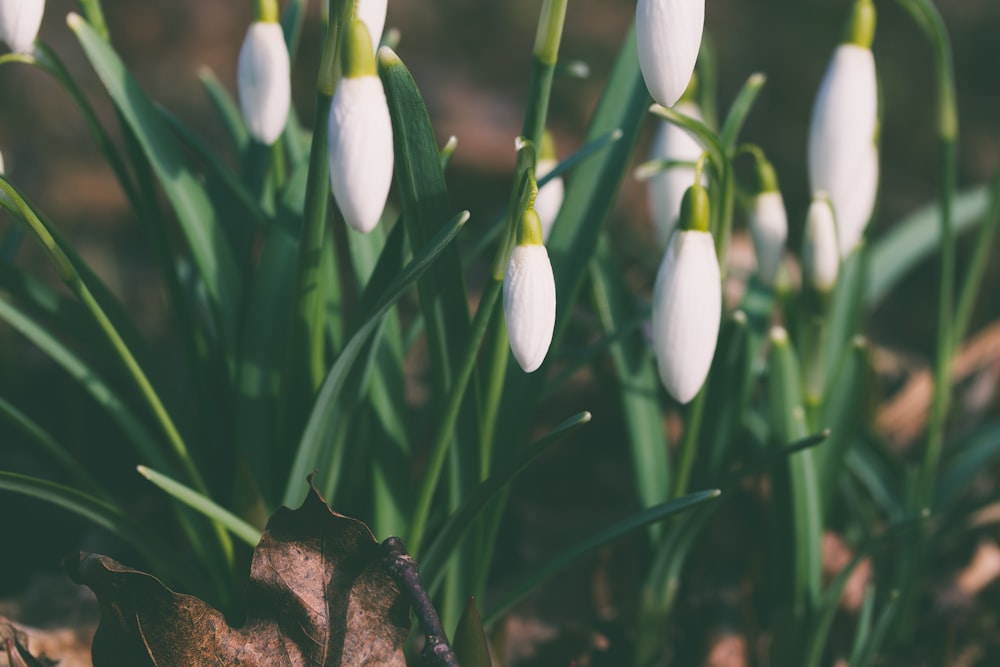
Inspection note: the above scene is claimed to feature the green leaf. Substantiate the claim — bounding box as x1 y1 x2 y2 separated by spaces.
283 211 470 507
818 337 870 514
0 296 169 472
935 421 1000 510
720 72 767 150
801 547 870 667
138 466 262 548
421 412 593 588
591 239 671 508
69 14 242 348
866 186 988 307
0 395 108 499
453 597 494 667
198 66 249 154
0 471 196 589
483 489 720 625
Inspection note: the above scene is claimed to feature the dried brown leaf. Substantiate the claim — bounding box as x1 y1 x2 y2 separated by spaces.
68 487 410 666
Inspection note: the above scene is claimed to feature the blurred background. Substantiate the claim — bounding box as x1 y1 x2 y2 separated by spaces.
0 0 998 664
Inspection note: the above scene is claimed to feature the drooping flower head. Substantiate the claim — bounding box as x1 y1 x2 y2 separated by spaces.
652 181 721 404
635 0 704 108
504 205 556 373
329 24 394 233
745 149 788 286
808 0 878 258
0 0 44 55
237 5 291 145
802 194 840 293
534 131 564 242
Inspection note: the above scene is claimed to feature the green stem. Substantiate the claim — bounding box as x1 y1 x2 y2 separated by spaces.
521 0 567 147
673 385 707 499
407 279 503 557
897 0 958 514
0 179 207 495
76 0 110 41
953 162 1000 348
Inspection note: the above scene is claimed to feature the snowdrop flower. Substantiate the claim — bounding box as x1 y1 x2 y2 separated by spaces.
534 131 564 242
647 100 705 247
0 148 5 174
808 0 878 258
328 21 394 234
237 16 291 145
745 151 788 286
652 183 721 404
636 0 704 108
356 0 387 54
0 0 44 54
802 195 840 293
504 208 556 373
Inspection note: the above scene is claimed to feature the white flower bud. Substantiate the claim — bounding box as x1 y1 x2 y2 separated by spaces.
647 101 705 247
0 0 44 55
504 242 556 373
534 158 564 242
328 75 394 233
237 21 291 145
652 229 721 404
0 148 5 174
635 0 704 108
802 196 840 292
808 43 878 257
356 0 387 54
748 191 788 286
832 142 878 257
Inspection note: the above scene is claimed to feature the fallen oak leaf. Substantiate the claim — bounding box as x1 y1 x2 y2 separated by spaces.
67 486 410 666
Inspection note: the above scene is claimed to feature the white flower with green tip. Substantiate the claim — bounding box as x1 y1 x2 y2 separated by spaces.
237 20 291 145
635 0 704 108
745 152 788 286
808 0 878 258
0 0 44 54
328 21 394 234
504 209 556 373
652 183 720 404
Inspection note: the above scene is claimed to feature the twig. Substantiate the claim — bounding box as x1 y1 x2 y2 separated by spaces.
382 536 460 667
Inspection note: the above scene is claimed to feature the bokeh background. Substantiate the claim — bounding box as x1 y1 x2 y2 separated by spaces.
1 0 999 663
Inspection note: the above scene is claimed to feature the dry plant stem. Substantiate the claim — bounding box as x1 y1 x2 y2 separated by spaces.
382 537 459 667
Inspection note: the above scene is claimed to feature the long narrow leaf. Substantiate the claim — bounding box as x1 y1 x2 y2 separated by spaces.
283 211 470 506
484 489 721 625
69 14 242 347
137 466 262 548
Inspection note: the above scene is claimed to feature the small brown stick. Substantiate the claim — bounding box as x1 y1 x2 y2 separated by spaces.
382 536 460 667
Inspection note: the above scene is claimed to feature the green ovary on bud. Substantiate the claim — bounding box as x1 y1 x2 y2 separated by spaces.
678 183 710 233
342 18 377 79
843 0 876 49
517 208 545 247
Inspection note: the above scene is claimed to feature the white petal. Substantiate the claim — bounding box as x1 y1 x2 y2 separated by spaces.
803 197 840 291
652 230 721 403
831 143 878 258
0 0 44 54
237 22 291 145
808 44 877 215
748 191 788 286
356 0 387 54
503 244 556 373
647 102 705 247
635 0 704 108
534 158 564 242
0 147 5 174
328 76 394 233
